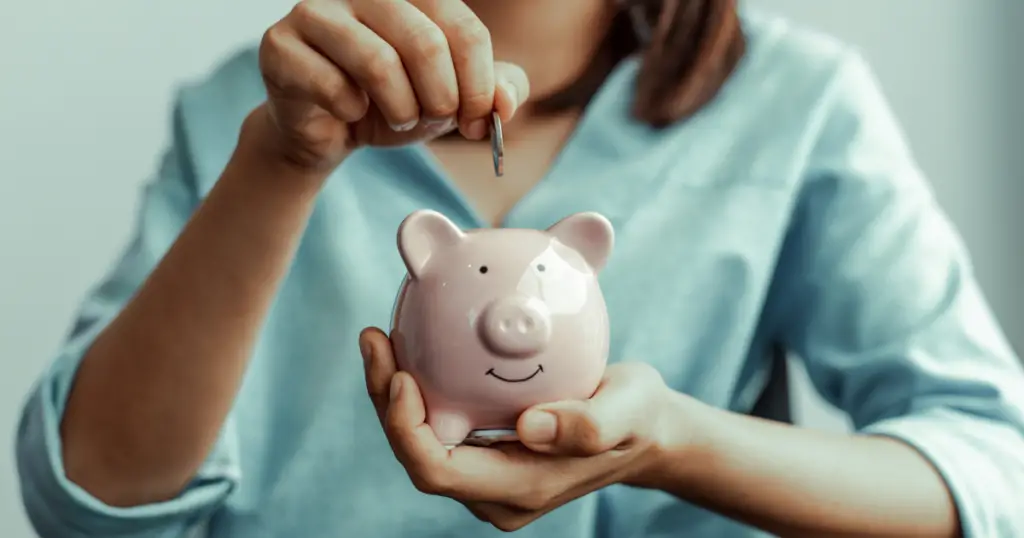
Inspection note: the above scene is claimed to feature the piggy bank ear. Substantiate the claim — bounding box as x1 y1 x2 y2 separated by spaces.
398 210 465 279
546 212 615 273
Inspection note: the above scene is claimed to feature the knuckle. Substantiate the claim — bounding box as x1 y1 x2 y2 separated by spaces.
492 516 528 533
288 1 320 27
258 26 287 71
314 75 346 103
459 90 493 114
321 82 366 122
447 16 491 49
287 2 312 27
406 24 449 62
260 24 284 52
571 411 606 455
469 503 534 533
409 474 435 494
338 97 370 123
514 481 556 511
371 0 403 21
409 466 454 495
423 93 459 119
430 102 459 120
362 47 401 86
465 504 489 522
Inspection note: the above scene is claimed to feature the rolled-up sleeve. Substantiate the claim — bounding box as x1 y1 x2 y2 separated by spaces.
775 52 1024 536
15 95 240 538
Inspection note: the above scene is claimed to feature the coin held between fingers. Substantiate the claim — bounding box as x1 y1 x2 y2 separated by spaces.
490 111 504 177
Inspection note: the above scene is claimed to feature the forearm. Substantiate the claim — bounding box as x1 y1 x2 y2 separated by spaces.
61 105 339 507
641 394 960 538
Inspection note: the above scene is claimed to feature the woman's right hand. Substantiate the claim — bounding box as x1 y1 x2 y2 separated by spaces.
254 0 530 171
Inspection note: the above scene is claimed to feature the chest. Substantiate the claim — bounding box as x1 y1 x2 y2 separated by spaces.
426 113 580 227
224 160 797 529
282 169 793 402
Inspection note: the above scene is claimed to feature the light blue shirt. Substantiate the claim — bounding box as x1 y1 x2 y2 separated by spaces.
16 11 1024 538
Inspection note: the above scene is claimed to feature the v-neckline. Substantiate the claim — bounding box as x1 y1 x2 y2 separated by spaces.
407 115 587 230
404 60 639 231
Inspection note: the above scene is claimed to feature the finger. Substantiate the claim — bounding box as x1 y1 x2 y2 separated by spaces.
463 502 492 523
385 373 561 504
444 443 561 506
291 1 420 130
464 445 633 517
384 372 455 489
360 327 396 423
259 24 369 123
357 0 459 127
384 401 549 504
492 61 530 123
518 363 661 456
412 0 495 139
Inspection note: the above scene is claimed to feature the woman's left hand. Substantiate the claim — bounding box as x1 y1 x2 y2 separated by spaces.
359 327 680 532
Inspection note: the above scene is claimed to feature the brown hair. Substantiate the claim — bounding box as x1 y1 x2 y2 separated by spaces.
535 0 745 128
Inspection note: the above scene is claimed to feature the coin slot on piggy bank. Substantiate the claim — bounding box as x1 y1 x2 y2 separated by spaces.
389 209 614 448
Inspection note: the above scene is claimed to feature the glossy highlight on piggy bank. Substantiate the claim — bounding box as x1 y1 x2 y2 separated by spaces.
389 210 614 447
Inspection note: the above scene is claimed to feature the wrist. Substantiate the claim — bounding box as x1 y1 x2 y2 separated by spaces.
627 390 717 492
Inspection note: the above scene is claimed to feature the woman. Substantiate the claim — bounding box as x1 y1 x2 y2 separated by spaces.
16 0 1024 536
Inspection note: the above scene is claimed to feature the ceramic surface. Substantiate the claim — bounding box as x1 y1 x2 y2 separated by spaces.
390 209 614 446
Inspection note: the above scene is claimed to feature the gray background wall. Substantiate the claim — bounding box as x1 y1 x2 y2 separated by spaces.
0 1 1020 535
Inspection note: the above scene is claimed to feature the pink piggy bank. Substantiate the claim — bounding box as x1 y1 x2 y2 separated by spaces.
389 209 614 448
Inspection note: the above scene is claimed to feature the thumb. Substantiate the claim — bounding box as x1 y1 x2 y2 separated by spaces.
517 363 664 456
517 397 633 458
493 61 530 123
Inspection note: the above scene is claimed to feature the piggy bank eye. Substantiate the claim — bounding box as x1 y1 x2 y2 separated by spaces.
479 265 489 274
536 264 546 272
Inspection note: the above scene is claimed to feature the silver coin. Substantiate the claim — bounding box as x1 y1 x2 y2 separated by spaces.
490 111 504 177
462 428 518 447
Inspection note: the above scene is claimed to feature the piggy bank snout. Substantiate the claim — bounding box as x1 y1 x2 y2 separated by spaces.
478 296 552 358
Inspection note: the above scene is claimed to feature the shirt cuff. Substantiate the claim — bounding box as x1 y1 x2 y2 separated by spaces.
862 406 1024 538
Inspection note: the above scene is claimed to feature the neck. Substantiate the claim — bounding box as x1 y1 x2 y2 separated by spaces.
464 0 616 102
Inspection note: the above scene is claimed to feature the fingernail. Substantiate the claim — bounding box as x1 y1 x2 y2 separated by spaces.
521 411 557 444
389 375 403 402
390 119 418 132
424 116 456 134
465 118 488 140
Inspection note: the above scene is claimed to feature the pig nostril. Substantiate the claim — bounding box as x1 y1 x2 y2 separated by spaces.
502 318 537 334
478 296 552 357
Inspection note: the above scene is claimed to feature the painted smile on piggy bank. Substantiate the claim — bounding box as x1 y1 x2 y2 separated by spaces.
485 365 543 383
390 209 614 447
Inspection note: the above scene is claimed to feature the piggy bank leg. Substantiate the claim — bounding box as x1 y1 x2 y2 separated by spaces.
428 410 472 449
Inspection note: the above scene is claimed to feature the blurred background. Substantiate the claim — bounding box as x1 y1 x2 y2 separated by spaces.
1 1 1021 535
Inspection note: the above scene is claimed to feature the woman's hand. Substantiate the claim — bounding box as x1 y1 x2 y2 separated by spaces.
359 327 679 532
255 0 530 171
